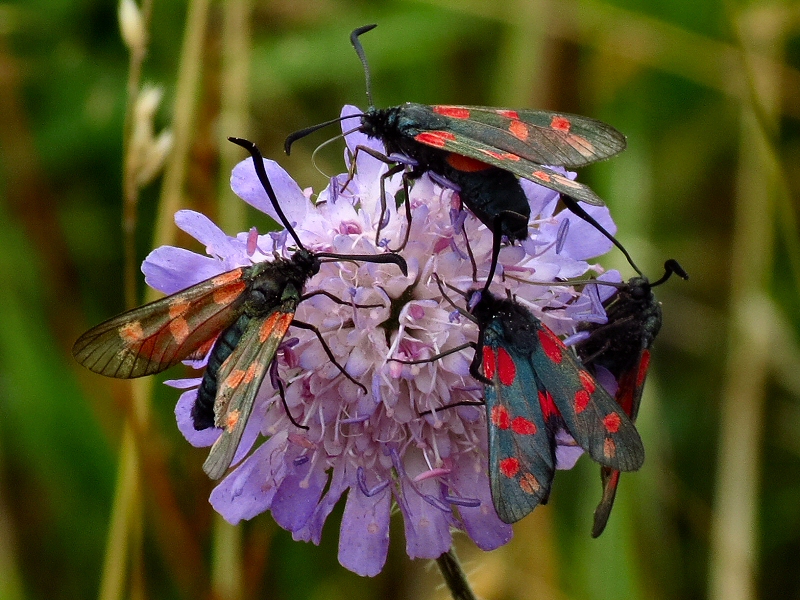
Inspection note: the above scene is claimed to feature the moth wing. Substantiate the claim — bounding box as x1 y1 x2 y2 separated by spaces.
202 309 295 480
73 268 252 378
410 128 604 206
591 468 621 537
431 105 626 167
482 332 557 524
528 322 644 472
591 347 652 536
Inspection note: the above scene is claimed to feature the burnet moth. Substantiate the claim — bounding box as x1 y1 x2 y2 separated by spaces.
398 278 645 524
73 138 407 480
573 259 687 536
284 24 627 259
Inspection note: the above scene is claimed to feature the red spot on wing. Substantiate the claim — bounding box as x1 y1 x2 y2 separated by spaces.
226 409 240 431
433 105 471 119
511 416 537 435
578 370 596 394
574 390 590 414
483 347 497 380
499 457 521 478
537 328 563 364
259 311 294 343
212 268 243 286
519 472 540 494
550 116 571 132
169 298 191 318
119 321 144 344
538 389 559 420
603 412 622 433
446 153 491 172
509 120 529 141
496 347 516 386
604 438 617 459
415 131 456 148
242 362 262 384
569 134 595 155
214 281 247 306
479 149 520 162
223 369 247 390
637 350 651 387
169 317 190 345
491 405 511 430
617 381 636 415
496 109 519 119
532 170 552 183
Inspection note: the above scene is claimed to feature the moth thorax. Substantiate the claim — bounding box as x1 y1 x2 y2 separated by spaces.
292 249 320 276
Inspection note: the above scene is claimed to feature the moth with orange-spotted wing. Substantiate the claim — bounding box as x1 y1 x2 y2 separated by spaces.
73 138 406 480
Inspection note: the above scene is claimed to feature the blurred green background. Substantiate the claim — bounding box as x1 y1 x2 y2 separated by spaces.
1 0 798 598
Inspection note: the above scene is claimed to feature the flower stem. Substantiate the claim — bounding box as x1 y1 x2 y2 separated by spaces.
436 548 478 600
151 0 210 255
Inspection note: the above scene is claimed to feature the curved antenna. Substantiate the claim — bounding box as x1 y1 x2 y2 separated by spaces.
309 131 351 179
228 137 306 251
350 24 377 108
650 259 689 287
561 195 643 276
318 253 408 276
284 114 362 155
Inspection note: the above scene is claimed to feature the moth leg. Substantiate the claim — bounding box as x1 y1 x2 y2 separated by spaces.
275 377 309 430
347 144 412 248
461 227 478 282
300 289 383 309
290 320 368 394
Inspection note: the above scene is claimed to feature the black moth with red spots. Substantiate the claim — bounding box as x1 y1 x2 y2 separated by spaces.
574 259 687 536
285 24 627 262
73 138 407 481
466 289 644 524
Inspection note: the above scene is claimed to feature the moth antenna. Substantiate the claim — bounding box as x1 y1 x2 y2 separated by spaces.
318 253 408 276
650 259 689 287
310 131 354 179
350 24 377 108
284 114 362 155
432 273 477 323
228 137 306 251
561 195 643 277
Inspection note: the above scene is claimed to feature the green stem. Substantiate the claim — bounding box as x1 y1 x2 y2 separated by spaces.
435 548 478 600
210 1 251 598
151 0 211 259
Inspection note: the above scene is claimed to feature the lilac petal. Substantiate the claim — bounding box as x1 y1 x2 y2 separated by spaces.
271 456 329 532
341 105 386 182
293 464 348 544
175 389 222 447
165 377 202 389
399 474 452 559
594 364 619 397
449 453 512 550
209 430 289 524
338 482 391 577
231 158 309 227
555 430 584 470
174 210 244 261
555 203 616 261
521 176 565 218
229 394 270 467
142 247 223 294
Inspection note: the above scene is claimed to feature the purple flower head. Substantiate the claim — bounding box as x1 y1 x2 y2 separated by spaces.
144 106 621 576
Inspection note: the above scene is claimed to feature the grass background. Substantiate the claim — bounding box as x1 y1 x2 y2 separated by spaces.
0 0 799 598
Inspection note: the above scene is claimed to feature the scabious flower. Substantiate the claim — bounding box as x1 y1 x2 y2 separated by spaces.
143 106 620 576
